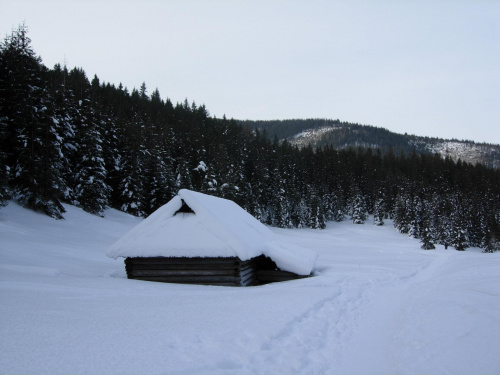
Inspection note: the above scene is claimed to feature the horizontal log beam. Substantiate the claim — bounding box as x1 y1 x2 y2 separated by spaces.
135 279 241 287
125 257 240 265
126 263 239 271
129 269 240 277
131 275 241 283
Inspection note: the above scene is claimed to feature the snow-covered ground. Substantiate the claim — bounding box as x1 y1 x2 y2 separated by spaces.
1 202 499 375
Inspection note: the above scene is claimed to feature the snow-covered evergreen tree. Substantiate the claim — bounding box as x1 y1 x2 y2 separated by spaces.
115 108 147 216
350 193 367 225
175 158 193 192
0 46 12 206
450 195 469 251
72 101 110 215
452 227 469 251
307 186 326 229
393 192 411 234
1 25 66 218
420 225 435 250
409 196 425 239
47 64 78 203
373 197 385 226
144 141 176 215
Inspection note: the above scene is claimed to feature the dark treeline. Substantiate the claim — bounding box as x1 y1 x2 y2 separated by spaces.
1 25 500 252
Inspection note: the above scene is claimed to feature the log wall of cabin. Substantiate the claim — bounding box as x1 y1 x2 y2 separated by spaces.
124 255 309 286
125 256 257 286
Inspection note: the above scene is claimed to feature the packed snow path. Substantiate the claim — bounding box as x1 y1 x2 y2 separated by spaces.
1 203 499 375
239 231 498 375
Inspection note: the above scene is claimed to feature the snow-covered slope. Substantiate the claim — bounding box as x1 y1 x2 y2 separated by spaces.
1 202 499 374
288 125 381 150
289 126 346 148
424 140 500 168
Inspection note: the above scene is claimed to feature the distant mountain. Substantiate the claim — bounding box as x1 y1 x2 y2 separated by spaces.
239 119 500 169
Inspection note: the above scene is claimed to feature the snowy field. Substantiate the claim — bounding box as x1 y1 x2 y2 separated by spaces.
1 202 499 375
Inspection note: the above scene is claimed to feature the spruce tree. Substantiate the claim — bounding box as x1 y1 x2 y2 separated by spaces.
0 117 11 206
0 45 12 205
72 100 110 215
450 195 469 251
1 25 66 218
420 225 436 250
306 185 325 229
47 63 78 203
117 121 146 216
373 197 385 226
351 193 367 224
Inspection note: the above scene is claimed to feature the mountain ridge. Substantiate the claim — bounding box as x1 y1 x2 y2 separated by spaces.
239 119 500 169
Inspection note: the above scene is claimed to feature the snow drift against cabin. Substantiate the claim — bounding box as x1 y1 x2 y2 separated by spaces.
106 189 317 276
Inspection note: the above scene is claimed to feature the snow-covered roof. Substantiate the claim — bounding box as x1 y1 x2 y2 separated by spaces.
106 189 317 275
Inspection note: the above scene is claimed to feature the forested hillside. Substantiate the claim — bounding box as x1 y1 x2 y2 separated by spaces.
1 25 500 252
241 119 500 169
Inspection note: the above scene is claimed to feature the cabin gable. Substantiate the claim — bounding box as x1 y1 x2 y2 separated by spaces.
174 199 195 215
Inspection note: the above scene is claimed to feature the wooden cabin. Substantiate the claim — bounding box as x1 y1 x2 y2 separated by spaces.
107 189 317 286
123 255 308 286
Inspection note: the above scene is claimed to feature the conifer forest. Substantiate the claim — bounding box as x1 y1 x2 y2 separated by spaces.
1 25 500 252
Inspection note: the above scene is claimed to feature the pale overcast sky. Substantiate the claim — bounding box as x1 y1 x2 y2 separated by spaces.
2 0 500 144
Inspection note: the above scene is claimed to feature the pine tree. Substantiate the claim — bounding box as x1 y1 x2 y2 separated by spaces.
307 186 326 229
420 225 435 250
373 197 385 226
408 198 419 238
450 194 469 251
143 126 176 215
393 191 411 234
452 227 469 251
144 148 175 215
1 25 66 218
175 158 193 192
0 45 12 205
0 119 11 206
481 231 495 253
72 100 110 215
56 69 110 215
481 213 500 253
350 193 367 224
117 130 146 215
47 63 78 203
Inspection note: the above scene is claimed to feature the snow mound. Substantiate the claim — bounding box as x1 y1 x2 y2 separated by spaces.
106 189 317 275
